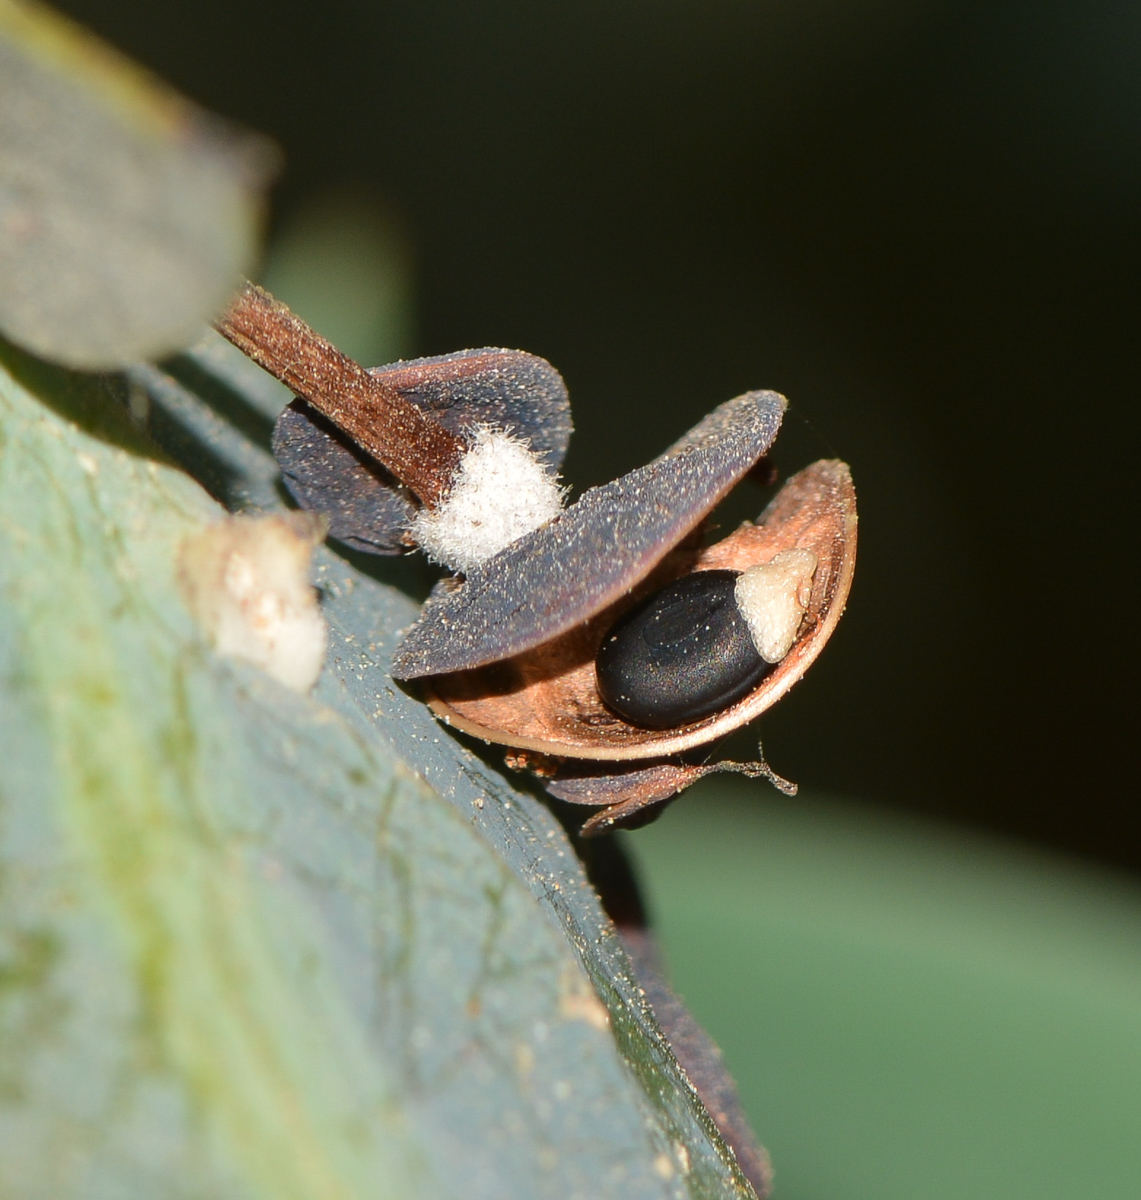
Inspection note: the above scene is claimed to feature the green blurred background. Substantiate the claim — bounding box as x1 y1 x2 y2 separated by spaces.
49 1 1141 1194
630 781 1141 1200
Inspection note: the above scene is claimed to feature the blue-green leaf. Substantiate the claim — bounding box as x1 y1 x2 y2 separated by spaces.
0 335 755 1199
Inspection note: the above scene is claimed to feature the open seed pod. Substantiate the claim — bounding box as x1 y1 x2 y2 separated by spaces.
214 287 854 834
393 394 856 835
392 389 790 676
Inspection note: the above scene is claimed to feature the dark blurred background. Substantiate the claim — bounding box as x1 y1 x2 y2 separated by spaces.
56 0 1140 871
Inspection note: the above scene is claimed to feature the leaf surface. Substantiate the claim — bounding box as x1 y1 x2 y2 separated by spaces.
0 0 273 368
0 336 755 1200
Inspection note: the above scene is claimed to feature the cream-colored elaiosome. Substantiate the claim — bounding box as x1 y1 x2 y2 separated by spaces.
734 548 819 664
177 512 328 692
410 425 565 573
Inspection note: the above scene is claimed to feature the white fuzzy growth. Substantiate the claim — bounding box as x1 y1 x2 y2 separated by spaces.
410 427 565 573
178 512 328 692
734 548 819 664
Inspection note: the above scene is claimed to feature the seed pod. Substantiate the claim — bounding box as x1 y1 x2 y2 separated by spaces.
412 446 856 833
215 284 855 834
273 348 571 554
391 390 788 677
420 454 853 746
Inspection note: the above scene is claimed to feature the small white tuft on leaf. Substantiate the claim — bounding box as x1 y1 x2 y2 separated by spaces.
410 426 565 573
734 548 819 664
178 512 329 692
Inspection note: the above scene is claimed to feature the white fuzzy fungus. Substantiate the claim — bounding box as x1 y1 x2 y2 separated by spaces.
734 547 819 664
410 426 565 573
178 512 329 692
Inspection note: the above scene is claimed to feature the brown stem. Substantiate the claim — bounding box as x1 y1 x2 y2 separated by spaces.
214 281 464 509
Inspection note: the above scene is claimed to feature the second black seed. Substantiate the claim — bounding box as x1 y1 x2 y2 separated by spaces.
595 570 773 729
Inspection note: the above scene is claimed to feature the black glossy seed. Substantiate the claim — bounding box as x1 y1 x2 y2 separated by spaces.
595 570 773 729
